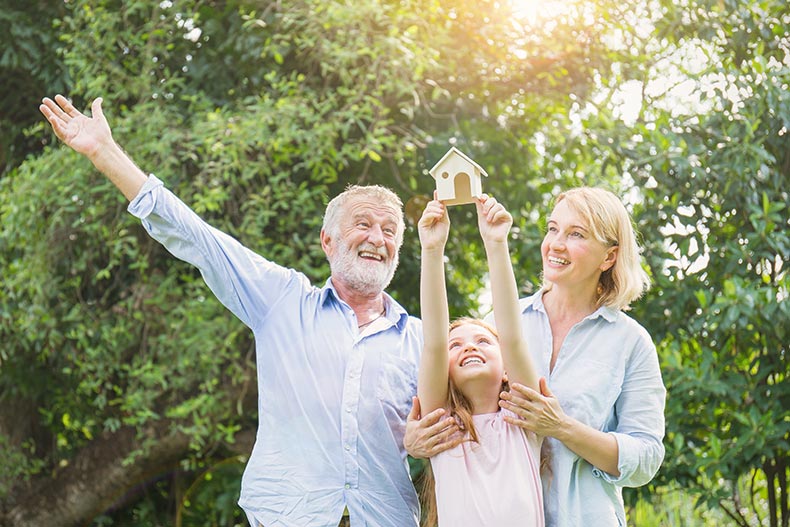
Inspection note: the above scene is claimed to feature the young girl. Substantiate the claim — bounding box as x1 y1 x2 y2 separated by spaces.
417 193 544 527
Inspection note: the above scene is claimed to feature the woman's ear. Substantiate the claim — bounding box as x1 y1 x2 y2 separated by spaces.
600 245 618 272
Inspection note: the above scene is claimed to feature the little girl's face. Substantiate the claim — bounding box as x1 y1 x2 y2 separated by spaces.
447 323 505 389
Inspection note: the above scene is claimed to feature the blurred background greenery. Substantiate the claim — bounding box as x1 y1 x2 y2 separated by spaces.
1 0 787 525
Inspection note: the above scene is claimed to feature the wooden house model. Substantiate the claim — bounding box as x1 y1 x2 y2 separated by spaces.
428 147 488 206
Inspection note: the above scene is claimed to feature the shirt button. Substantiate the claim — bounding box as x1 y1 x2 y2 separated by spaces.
345 444 351 451
346 406 352 413
345 484 351 489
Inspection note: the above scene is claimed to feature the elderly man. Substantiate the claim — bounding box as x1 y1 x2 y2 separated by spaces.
40 94 428 527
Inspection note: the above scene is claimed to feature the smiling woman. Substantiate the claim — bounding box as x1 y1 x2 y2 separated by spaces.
408 187 665 527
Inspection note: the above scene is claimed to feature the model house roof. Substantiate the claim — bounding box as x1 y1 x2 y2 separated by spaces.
429 146 489 179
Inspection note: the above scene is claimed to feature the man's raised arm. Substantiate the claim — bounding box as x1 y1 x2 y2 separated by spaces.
40 94 147 201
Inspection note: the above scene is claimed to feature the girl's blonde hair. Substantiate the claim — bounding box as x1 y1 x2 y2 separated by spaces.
544 187 650 311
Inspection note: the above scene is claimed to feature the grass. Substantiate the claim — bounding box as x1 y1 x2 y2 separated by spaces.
628 479 769 527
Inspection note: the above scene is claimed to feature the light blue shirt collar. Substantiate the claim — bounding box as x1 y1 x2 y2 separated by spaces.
321 277 411 331
521 287 619 323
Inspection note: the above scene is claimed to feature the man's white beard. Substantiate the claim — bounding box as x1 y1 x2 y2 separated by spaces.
329 239 399 296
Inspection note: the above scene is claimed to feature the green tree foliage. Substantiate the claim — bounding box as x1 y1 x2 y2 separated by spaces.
0 0 70 175
0 0 606 524
626 2 790 525
546 1 788 524
2 0 787 525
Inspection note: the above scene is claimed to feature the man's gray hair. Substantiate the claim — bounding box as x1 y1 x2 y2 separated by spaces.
322 185 405 246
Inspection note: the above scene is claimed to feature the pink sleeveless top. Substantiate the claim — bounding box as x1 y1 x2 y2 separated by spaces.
430 409 544 527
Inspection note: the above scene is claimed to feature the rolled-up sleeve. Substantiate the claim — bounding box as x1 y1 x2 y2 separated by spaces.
599 331 666 487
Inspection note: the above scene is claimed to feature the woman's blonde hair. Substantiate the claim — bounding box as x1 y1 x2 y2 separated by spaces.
545 187 650 311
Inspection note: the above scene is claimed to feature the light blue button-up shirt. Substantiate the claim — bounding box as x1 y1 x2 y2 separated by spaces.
128 176 422 527
488 291 666 527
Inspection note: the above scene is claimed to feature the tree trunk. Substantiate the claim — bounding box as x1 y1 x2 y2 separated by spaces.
2 421 190 527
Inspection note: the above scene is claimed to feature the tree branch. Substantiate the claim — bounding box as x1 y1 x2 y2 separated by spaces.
3 421 190 527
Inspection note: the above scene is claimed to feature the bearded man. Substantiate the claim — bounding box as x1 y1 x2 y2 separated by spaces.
40 94 426 527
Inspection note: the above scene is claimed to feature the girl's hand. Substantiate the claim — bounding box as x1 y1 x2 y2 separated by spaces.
475 194 512 245
418 192 450 251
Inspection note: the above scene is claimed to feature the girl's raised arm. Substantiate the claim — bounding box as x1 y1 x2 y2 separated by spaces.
417 197 452 413
476 196 539 391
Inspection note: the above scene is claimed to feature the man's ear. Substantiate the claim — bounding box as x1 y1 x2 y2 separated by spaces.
600 246 618 272
320 228 332 257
